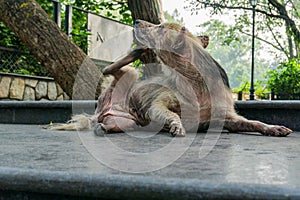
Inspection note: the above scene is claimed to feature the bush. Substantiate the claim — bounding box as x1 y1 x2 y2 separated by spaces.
266 58 300 99
232 80 269 100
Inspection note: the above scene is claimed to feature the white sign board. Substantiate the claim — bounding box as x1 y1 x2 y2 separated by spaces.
88 13 133 62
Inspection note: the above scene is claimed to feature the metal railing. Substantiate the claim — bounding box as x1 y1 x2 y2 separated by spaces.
0 46 51 77
0 1 85 77
271 91 300 100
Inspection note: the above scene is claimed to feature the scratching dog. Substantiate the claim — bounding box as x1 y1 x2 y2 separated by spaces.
52 20 292 137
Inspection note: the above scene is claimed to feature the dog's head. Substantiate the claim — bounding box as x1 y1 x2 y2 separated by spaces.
134 20 208 55
134 20 229 89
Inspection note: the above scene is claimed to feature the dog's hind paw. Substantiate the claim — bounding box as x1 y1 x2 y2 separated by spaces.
263 125 293 137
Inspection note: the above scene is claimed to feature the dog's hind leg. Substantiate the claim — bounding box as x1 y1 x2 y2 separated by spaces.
224 113 292 136
94 66 139 136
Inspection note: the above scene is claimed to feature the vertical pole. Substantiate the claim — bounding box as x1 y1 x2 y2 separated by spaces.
53 0 61 28
249 5 256 100
271 89 275 100
65 5 73 37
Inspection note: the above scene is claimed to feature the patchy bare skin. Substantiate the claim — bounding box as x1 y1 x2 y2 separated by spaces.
93 66 139 135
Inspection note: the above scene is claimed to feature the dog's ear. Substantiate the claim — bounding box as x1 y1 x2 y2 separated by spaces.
171 27 194 63
197 35 209 48
172 26 187 51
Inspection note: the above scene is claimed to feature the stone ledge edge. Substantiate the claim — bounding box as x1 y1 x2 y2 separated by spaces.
0 167 299 200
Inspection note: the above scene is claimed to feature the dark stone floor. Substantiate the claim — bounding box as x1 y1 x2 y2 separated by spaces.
0 124 299 199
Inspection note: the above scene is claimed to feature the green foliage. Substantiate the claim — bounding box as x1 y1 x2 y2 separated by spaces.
70 8 89 53
232 80 269 99
36 0 53 17
201 20 241 46
164 9 184 25
202 20 270 90
254 80 269 99
188 1 299 98
266 58 300 98
187 0 300 59
99 1 133 24
0 23 26 50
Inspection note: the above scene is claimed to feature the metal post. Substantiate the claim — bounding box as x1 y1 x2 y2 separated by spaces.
65 5 73 37
249 4 256 100
271 89 275 100
53 0 61 28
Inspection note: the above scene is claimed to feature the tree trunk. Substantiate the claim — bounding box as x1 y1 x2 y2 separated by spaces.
286 23 294 59
268 0 300 58
128 0 164 24
0 0 103 99
127 0 164 77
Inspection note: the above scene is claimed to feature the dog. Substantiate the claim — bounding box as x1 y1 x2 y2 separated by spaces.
52 20 292 137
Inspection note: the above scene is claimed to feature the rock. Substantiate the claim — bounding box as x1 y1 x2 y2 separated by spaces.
63 92 70 100
0 76 12 98
56 84 64 96
25 79 38 88
35 81 47 100
56 94 64 101
9 78 25 100
23 86 35 101
48 82 57 100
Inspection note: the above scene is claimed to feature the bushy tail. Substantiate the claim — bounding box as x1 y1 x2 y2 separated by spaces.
49 114 97 131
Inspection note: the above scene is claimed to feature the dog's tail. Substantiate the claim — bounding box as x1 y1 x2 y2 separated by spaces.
49 114 97 131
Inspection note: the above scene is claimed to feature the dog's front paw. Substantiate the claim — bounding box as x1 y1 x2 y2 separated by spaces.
169 122 186 137
263 125 293 137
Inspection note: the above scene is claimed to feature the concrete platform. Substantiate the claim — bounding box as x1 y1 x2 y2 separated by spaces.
0 124 300 199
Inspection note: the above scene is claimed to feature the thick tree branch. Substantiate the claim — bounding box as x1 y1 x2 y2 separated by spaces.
268 0 300 43
265 19 290 58
193 1 290 20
